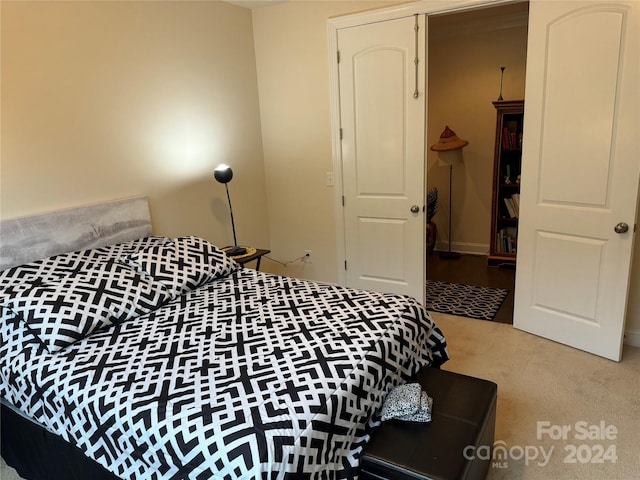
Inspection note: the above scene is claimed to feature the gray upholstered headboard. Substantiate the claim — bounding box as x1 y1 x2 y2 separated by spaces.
0 196 152 270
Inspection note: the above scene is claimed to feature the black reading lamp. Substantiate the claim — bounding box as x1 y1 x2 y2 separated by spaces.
214 164 246 256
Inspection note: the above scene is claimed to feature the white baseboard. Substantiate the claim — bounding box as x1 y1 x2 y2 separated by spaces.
624 329 640 348
435 241 489 256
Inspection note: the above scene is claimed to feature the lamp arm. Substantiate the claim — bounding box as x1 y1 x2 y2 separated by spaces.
225 184 239 247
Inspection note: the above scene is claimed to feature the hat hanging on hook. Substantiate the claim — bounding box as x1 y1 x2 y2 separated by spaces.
430 126 469 151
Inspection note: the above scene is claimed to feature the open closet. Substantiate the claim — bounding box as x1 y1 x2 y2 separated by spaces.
330 0 639 361
425 2 529 325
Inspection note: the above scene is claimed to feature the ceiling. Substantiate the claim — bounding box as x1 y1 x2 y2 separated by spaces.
430 2 529 37
224 0 287 9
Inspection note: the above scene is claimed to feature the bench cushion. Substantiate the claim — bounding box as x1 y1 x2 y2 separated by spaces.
361 368 497 480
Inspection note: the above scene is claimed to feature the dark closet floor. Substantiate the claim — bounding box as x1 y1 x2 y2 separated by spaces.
426 253 516 324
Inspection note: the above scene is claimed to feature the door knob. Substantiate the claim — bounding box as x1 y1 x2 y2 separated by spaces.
614 222 629 234
410 205 420 213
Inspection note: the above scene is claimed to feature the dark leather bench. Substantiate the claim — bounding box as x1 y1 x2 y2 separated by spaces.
361 368 497 480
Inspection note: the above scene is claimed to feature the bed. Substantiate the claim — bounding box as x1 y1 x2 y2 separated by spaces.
0 197 449 480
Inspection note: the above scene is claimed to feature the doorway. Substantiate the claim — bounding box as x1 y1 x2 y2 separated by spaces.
425 3 528 324
330 0 639 359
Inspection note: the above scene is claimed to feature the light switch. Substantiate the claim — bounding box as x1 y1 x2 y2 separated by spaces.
326 172 334 187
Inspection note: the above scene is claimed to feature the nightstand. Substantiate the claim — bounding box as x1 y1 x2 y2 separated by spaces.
223 247 270 271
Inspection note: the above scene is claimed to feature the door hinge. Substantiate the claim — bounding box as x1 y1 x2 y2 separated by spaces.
342 195 345 206
413 14 420 99
337 50 340 63
339 128 343 140
344 260 347 270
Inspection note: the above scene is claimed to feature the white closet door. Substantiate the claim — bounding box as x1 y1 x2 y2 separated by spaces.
337 15 426 301
514 0 639 361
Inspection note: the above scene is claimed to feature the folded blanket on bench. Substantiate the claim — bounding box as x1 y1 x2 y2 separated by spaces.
380 383 433 422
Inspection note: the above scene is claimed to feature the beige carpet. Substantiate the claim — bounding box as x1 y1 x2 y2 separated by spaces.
432 312 640 480
2 313 639 479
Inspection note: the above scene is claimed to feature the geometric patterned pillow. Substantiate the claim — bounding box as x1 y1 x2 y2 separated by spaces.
1 263 172 353
120 236 239 298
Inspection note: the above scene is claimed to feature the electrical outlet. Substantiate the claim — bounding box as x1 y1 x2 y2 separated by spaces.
304 250 312 263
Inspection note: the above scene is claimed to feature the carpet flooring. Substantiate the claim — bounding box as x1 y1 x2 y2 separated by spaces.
426 279 508 321
431 312 640 480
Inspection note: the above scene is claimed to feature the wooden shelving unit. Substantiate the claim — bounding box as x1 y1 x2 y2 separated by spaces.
488 100 524 267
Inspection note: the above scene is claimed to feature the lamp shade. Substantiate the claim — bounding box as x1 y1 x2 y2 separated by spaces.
437 149 464 167
214 164 233 184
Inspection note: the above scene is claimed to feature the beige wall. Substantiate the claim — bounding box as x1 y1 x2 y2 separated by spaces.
427 5 528 254
627 243 640 343
1 0 270 250
2 0 639 344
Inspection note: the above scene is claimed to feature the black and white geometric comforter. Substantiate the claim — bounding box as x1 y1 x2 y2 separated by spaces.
0 236 449 479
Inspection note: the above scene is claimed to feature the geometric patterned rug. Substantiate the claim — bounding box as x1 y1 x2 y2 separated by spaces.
426 280 509 321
